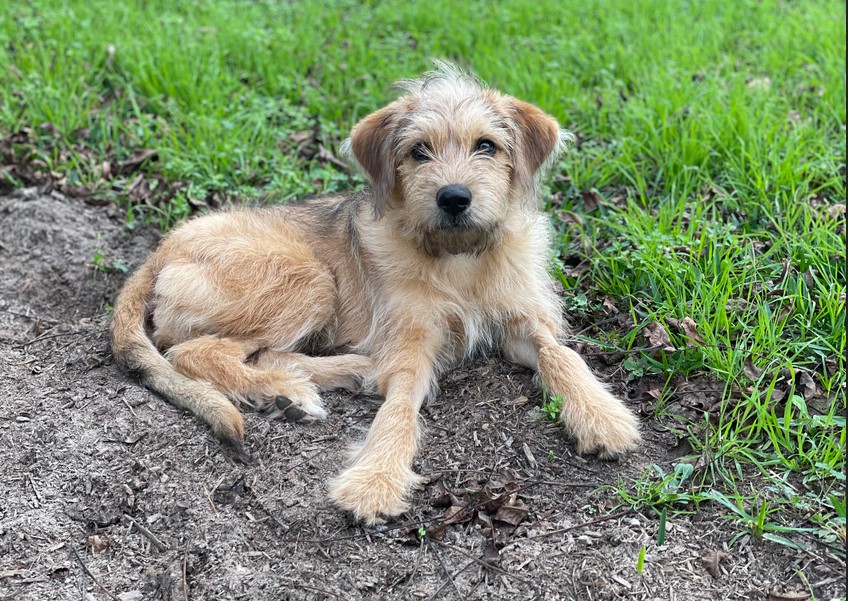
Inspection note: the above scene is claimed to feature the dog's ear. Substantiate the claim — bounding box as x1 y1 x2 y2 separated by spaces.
345 103 401 216
508 99 565 191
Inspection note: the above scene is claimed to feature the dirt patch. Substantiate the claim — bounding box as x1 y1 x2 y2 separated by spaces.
0 189 843 600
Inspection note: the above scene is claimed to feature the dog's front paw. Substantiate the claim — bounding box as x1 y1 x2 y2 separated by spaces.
561 390 641 459
328 464 422 525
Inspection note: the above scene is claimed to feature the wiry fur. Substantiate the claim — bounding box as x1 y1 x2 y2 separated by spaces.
111 63 640 524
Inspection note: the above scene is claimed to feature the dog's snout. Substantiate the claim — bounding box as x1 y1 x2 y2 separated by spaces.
436 184 472 217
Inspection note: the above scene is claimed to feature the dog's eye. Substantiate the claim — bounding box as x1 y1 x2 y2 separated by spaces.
411 144 431 162
476 139 497 156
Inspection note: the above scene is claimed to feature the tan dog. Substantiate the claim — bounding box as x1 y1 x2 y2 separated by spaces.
111 62 640 524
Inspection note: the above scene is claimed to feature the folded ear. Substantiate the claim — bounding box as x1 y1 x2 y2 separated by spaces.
344 103 402 216
508 99 565 191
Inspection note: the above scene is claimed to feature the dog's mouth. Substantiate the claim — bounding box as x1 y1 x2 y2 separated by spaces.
437 213 475 231
421 219 501 256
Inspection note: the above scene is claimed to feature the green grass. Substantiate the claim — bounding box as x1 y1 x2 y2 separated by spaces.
1 0 844 554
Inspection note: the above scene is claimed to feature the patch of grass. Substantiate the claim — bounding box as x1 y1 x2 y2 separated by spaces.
2 0 844 553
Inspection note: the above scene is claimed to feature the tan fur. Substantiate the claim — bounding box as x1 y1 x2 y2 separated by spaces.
110 62 640 524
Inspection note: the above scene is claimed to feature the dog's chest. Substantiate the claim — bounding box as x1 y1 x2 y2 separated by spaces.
433 254 535 355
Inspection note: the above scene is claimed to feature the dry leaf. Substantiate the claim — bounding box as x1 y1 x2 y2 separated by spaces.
118 149 158 175
495 500 529 526
602 297 618 314
87 534 109 555
522 443 537 468
580 188 603 212
482 539 500 564
747 76 772 90
288 130 312 144
743 359 764 381
796 370 818 399
700 548 729 578
679 317 704 347
642 322 675 351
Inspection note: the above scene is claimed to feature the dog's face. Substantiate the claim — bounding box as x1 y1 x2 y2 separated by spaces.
346 65 565 256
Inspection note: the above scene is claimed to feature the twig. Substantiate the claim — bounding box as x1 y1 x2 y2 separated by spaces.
426 559 476 601
523 508 634 541
17 329 92 348
203 486 218 514
121 396 138 419
2 307 59 324
27 474 43 504
70 543 120 601
430 540 463 600
432 539 535 588
402 537 427 597
182 543 189 601
122 513 170 552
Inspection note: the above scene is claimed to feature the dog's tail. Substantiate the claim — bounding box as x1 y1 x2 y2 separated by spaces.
110 259 249 461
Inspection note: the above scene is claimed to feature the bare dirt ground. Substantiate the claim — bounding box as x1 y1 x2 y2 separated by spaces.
0 188 844 600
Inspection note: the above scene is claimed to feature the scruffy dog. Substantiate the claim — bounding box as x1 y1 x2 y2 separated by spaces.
111 63 640 524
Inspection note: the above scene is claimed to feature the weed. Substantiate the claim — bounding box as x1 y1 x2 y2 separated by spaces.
540 395 563 423
91 247 129 275
636 546 646 574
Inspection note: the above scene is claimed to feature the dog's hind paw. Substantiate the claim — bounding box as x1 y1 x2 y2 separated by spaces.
252 373 327 421
264 394 327 422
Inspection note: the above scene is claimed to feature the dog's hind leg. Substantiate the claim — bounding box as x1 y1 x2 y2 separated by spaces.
254 351 374 393
166 336 326 421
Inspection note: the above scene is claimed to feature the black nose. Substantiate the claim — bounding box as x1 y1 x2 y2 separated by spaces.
436 184 472 217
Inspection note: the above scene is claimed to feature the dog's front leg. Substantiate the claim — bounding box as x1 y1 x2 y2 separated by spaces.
504 320 641 458
328 323 442 524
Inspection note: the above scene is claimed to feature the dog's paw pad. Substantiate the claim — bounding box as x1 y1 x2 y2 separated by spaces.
264 393 326 422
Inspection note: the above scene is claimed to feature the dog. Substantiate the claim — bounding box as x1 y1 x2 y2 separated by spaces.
110 62 641 524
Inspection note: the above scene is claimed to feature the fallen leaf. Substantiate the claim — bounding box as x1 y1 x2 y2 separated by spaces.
288 130 312 144
482 539 500 564
639 387 662 403
495 500 529 526
786 110 802 124
522 443 537 468
580 188 603 212
88 534 109 555
747 76 772 90
700 548 729 578
679 317 704 347
642 322 675 351
316 143 351 173
743 360 764 381
602 297 618 314
118 149 158 175
796 370 818 399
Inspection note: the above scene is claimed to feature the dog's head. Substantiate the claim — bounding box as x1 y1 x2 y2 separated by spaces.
343 61 569 256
